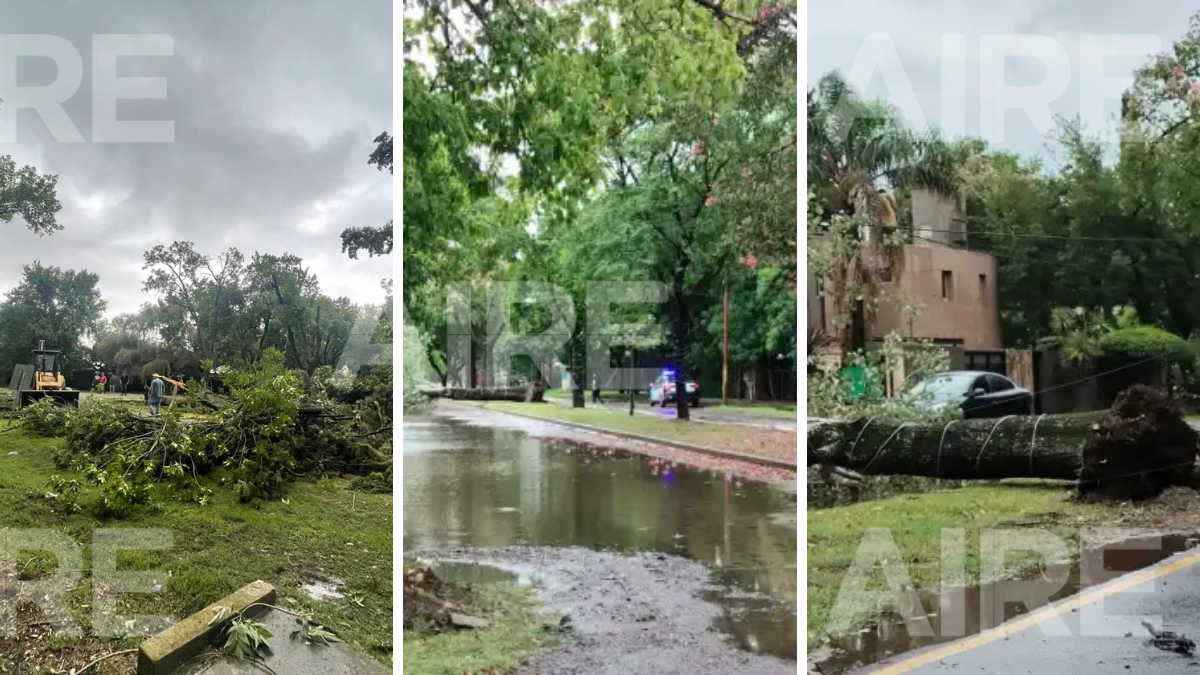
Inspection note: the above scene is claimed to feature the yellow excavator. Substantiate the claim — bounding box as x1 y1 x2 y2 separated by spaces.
17 340 80 407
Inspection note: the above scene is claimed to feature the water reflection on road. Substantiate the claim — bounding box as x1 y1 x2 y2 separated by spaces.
402 413 798 659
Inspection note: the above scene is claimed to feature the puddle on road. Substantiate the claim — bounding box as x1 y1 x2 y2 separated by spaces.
814 534 1196 673
430 560 535 587
403 413 798 660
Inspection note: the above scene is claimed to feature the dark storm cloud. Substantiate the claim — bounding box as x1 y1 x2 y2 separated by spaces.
0 0 393 316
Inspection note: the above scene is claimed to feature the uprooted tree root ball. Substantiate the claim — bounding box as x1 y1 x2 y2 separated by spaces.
1078 385 1199 501
15 348 393 516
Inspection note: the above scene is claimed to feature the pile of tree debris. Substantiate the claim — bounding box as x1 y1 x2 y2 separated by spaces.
14 350 393 514
403 564 489 632
808 384 1199 501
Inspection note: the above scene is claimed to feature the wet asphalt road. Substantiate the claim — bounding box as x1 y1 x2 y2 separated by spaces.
856 546 1200 674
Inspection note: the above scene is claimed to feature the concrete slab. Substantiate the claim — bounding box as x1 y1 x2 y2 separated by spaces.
138 580 275 675
177 608 390 675
857 546 1200 674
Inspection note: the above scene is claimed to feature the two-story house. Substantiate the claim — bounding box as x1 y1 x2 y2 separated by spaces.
808 189 1004 385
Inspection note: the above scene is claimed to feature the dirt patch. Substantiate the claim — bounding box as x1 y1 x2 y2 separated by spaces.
409 546 795 675
0 605 136 674
1101 485 1200 534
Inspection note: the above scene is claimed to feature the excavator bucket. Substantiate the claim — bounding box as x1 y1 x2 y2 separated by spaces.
20 389 80 407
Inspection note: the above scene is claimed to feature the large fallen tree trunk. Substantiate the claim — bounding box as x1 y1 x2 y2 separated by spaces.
425 383 546 403
808 413 1094 480
808 385 1199 500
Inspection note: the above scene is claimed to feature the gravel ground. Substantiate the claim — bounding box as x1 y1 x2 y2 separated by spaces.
409 546 796 675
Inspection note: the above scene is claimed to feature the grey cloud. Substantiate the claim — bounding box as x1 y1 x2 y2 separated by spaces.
0 0 392 316
809 1 1200 162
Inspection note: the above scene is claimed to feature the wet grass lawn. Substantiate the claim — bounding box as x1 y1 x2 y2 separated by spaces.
402 566 554 675
479 401 797 465
807 481 1120 649
0 426 392 673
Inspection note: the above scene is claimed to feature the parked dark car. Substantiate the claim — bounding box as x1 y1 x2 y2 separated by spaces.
908 371 1033 419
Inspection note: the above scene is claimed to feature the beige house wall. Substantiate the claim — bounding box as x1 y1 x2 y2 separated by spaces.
806 241 1002 351
871 243 1002 350
911 188 967 246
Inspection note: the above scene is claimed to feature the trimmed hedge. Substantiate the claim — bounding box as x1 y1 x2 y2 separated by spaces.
1099 326 1193 364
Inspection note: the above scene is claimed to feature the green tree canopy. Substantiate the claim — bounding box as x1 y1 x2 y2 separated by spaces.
0 263 106 378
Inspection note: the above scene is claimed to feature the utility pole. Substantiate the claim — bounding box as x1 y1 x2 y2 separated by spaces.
626 349 634 416
722 285 729 406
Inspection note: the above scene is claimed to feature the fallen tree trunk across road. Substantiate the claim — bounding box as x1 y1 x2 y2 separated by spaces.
807 386 1200 500
807 413 1095 481
423 383 546 403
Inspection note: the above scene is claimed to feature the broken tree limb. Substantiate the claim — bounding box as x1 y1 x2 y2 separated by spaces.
807 386 1200 500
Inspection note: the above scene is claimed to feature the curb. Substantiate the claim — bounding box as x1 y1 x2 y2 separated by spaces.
449 401 798 472
138 580 276 675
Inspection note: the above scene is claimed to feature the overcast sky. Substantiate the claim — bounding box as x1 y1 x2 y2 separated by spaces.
0 1 392 317
808 0 1199 167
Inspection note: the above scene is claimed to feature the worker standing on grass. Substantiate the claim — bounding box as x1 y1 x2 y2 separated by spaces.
592 374 604 404
147 374 165 416
120 373 129 397
99 373 107 394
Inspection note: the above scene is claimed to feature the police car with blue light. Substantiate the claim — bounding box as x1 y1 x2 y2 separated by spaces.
648 369 701 407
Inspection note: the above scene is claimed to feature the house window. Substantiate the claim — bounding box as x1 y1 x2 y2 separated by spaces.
941 270 953 300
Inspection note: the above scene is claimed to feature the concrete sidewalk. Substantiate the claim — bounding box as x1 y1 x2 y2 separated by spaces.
858 546 1200 674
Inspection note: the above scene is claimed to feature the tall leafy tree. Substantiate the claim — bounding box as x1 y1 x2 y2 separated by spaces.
245 253 359 373
142 242 246 368
0 263 105 378
341 132 395 259
0 99 61 235
0 155 62 235
807 72 967 356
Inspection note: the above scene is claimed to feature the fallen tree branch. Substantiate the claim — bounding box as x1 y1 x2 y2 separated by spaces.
77 649 137 674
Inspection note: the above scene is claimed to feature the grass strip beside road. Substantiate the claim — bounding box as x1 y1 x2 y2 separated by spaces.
479 401 797 466
708 404 797 417
807 481 1117 648
544 389 796 416
403 568 555 675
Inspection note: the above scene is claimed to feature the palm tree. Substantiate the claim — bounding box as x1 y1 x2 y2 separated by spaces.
1050 304 1141 366
807 71 967 358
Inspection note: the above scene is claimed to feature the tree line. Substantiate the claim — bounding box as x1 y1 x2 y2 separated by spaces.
403 0 799 414
0 247 390 390
808 13 1200 366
